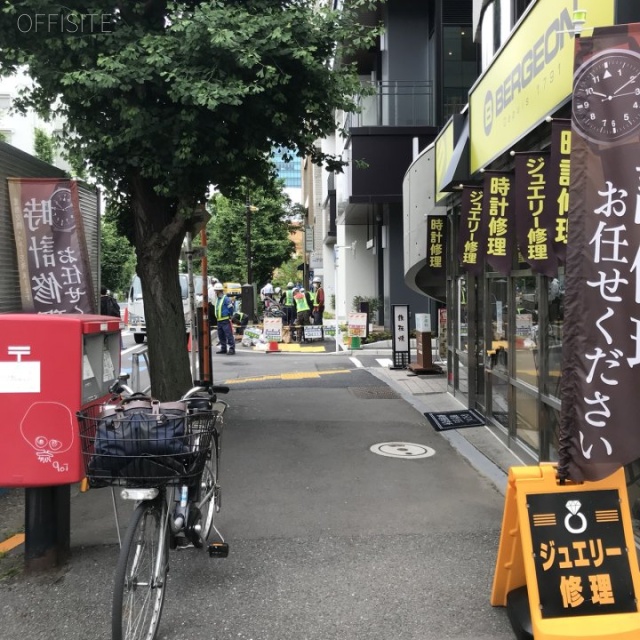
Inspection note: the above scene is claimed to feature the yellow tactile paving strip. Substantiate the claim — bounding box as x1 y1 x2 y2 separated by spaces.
224 369 351 385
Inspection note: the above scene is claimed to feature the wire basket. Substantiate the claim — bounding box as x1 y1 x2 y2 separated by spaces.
77 401 219 488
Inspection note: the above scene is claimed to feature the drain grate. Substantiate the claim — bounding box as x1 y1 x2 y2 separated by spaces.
348 386 401 400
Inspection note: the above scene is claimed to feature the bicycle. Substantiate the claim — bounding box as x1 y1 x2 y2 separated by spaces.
77 381 230 640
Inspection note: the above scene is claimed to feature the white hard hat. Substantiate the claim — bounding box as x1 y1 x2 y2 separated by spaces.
312 277 321 283
287 282 294 288
275 287 281 294
213 282 224 291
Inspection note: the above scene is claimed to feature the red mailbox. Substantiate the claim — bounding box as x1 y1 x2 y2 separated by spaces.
0 314 121 487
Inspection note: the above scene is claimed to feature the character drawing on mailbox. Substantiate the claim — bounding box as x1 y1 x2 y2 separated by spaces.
20 402 74 470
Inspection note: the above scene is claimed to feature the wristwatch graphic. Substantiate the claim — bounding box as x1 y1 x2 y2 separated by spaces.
50 187 76 233
572 49 640 145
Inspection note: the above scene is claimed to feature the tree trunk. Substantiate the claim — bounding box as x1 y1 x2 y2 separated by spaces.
130 173 193 401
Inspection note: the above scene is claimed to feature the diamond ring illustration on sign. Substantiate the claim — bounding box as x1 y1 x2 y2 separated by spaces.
20 402 74 466
564 499 588 534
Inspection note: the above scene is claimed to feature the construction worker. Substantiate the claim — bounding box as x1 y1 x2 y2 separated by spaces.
232 310 249 335
293 287 311 342
212 282 236 354
311 276 325 326
281 281 296 326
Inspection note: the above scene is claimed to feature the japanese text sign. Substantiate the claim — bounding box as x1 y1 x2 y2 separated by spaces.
548 119 572 264
459 186 485 275
514 152 558 276
528 489 636 618
482 171 514 275
491 465 640 640
559 23 640 482
8 178 95 314
426 215 446 273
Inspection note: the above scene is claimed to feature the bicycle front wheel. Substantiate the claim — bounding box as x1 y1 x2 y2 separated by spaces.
112 500 168 640
199 444 219 542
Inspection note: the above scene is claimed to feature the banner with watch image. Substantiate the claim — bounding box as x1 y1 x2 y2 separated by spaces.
8 178 96 314
559 23 640 483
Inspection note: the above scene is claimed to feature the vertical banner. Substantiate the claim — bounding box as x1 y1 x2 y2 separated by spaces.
458 186 485 275
426 215 446 273
548 119 572 264
514 152 558 276
482 172 514 275
559 24 640 482
8 178 95 314
391 304 410 369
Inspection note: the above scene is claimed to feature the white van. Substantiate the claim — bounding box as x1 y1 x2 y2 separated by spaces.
127 274 191 344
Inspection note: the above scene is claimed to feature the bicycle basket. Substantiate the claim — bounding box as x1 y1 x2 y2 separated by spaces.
77 400 218 488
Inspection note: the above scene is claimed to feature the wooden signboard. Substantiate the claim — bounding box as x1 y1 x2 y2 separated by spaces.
491 465 640 639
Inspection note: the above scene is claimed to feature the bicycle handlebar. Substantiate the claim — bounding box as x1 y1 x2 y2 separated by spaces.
108 380 230 402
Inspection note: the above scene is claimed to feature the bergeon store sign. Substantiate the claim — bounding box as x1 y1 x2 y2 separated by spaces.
469 0 614 173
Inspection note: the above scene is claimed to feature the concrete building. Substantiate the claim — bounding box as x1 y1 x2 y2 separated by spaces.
303 0 479 329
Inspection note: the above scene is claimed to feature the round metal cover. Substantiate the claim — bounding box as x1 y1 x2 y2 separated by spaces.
370 442 435 459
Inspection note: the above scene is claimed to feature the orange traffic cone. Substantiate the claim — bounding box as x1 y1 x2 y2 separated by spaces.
123 306 129 325
187 332 192 352
266 340 280 353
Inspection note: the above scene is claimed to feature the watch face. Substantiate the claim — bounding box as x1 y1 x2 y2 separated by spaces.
50 187 76 232
573 49 640 144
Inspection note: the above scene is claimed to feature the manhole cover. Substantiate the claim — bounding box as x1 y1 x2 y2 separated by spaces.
370 442 436 459
349 386 400 399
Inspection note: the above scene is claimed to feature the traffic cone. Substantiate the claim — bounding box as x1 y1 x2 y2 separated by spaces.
266 340 280 353
123 306 129 325
187 332 192 352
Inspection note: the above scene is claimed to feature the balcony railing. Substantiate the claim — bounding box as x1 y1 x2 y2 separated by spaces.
347 81 435 128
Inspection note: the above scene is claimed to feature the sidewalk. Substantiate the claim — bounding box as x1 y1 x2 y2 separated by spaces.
369 364 524 496
0 342 522 566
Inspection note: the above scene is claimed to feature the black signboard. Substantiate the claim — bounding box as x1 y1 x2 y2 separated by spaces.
527 489 637 618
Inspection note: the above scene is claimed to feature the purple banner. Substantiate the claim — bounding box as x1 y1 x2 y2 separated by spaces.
482 171 514 275
459 186 485 276
560 23 640 482
514 152 557 276
8 178 95 314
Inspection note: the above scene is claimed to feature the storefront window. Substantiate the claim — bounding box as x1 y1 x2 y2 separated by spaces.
515 385 539 454
514 275 538 387
490 373 509 428
487 278 508 373
542 271 564 398
457 277 468 352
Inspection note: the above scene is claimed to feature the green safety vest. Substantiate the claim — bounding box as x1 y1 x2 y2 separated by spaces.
215 296 231 321
284 289 294 305
294 292 310 312
309 290 317 305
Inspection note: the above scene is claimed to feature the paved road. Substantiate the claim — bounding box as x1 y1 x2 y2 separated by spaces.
1 345 516 639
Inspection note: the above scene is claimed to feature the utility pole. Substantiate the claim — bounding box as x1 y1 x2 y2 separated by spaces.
245 195 258 285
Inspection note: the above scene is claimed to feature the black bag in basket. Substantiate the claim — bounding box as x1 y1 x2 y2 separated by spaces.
90 400 189 475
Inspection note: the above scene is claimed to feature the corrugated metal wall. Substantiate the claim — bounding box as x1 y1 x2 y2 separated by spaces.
0 141 99 313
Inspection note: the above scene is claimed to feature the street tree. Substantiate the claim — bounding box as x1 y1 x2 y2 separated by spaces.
0 1 381 399
204 182 297 288
101 213 136 298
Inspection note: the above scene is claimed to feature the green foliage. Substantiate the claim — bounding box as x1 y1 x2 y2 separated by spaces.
0 131 7 143
0 1 382 216
273 253 304 288
0 0 383 398
100 215 136 297
203 181 296 287
33 127 54 164
362 330 392 344
352 295 380 314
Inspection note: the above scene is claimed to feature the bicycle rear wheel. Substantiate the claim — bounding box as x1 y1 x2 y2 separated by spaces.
112 499 168 640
